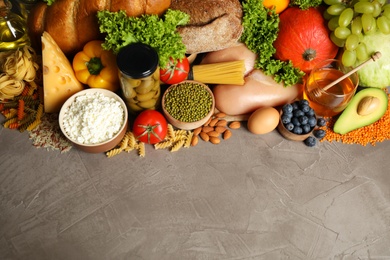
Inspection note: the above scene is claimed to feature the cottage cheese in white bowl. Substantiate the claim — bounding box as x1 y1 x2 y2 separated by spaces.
59 88 128 153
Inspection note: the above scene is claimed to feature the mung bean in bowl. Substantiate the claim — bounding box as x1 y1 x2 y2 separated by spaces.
162 80 215 130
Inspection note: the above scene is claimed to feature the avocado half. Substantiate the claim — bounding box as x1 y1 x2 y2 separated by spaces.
333 87 388 134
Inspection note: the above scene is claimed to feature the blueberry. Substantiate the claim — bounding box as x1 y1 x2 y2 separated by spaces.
299 99 309 107
308 116 317 127
306 108 315 117
291 101 299 110
301 105 310 113
291 117 300 126
313 129 326 139
293 109 304 118
284 112 293 118
281 114 291 124
293 126 303 135
317 118 326 127
302 124 311 134
285 123 294 131
299 116 308 125
282 104 293 114
304 136 317 147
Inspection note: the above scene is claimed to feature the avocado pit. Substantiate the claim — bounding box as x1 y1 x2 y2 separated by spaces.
357 96 381 116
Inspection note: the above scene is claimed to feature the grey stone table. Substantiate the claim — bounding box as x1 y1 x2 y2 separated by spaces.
1 115 390 260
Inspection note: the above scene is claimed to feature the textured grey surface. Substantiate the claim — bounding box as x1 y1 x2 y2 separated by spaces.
1 119 390 260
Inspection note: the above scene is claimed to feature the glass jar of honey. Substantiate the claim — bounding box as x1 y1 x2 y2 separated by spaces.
117 43 160 115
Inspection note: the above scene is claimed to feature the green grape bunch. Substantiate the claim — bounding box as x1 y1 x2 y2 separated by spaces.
323 0 390 67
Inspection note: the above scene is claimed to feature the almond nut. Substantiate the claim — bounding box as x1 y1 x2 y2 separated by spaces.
209 136 220 144
204 117 212 126
215 126 226 134
229 121 241 129
200 132 210 142
202 126 214 133
191 135 199 146
209 118 219 127
207 131 220 137
223 129 232 140
193 127 202 136
216 119 227 127
215 112 226 118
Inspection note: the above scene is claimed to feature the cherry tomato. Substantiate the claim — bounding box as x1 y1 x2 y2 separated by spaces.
160 57 190 85
132 110 168 144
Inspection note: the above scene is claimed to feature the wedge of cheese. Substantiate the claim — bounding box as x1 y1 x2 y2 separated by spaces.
41 31 84 113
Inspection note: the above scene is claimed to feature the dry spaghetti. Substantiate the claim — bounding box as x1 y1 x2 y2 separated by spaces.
190 60 245 85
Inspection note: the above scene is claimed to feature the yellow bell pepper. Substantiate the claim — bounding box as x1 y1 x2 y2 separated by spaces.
73 40 119 92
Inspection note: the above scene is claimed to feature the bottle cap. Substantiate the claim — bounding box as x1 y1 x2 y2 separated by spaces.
117 43 159 79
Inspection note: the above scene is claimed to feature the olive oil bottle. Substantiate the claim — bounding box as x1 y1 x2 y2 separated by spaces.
0 0 29 51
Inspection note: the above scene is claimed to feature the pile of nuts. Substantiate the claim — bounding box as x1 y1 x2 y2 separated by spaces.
191 112 241 145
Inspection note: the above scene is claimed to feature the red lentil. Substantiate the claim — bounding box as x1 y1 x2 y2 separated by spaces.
321 91 390 146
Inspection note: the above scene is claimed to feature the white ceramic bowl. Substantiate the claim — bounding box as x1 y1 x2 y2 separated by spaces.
162 81 215 130
59 88 128 153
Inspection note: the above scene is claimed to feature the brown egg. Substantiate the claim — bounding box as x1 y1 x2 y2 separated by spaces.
247 107 280 135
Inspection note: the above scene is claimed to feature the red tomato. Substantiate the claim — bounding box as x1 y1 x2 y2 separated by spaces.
133 110 168 144
160 57 190 85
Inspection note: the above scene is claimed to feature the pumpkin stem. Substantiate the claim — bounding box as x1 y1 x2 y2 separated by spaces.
302 49 317 61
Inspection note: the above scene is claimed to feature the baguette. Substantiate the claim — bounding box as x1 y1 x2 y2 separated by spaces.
27 0 171 57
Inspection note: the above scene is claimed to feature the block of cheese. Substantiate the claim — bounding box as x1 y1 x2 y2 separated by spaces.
41 31 84 113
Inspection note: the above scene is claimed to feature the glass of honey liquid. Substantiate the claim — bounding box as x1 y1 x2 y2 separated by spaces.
303 59 359 117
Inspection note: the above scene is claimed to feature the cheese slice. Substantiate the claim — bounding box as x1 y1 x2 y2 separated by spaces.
41 31 84 113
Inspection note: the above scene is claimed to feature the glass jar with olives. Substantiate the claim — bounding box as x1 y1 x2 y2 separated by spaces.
117 43 161 115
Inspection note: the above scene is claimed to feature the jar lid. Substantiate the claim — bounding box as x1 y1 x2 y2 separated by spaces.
117 43 159 79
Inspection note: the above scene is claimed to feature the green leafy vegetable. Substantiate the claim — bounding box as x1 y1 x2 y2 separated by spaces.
97 9 189 69
240 0 304 86
43 0 55 5
290 0 322 10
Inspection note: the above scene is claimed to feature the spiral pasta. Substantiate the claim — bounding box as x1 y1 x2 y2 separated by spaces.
138 142 146 157
106 148 123 158
167 124 175 139
184 132 193 148
170 139 185 152
154 140 173 150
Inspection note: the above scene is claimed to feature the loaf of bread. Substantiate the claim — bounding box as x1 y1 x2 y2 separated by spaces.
170 0 243 54
27 0 171 57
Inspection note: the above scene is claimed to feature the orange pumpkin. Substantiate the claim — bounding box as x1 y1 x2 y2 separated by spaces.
273 7 339 73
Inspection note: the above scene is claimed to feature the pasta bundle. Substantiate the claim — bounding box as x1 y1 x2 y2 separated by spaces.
0 46 40 101
0 73 25 100
1 46 39 82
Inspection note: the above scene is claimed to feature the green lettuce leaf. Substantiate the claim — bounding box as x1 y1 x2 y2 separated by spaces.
97 9 189 69
240 0 304 86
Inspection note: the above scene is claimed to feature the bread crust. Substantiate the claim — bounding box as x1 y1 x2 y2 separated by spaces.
110 0 145 17
27 2 47 51
170 0 243 54
178 14 243 54
27 0 171 56
76 0 108 53
44 0 79 55
146 0 171 15
170 0 242 25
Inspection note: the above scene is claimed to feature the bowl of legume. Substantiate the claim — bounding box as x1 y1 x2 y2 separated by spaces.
59 88 128 153
162 81 215 130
